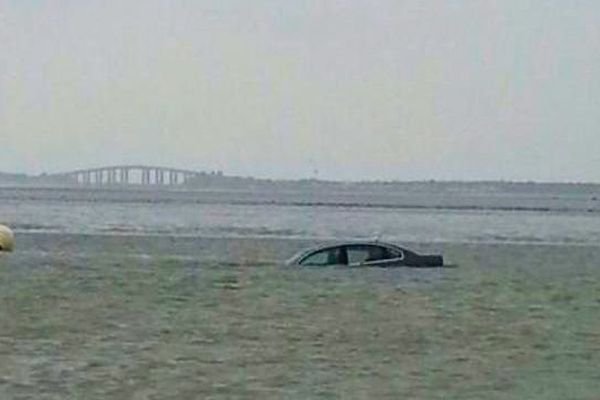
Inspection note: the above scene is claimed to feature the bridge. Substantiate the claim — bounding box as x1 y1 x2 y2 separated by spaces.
47 165 222 186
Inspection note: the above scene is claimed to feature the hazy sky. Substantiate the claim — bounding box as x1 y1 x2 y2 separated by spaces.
1 1 599 181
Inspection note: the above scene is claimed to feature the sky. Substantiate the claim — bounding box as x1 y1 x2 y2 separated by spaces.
1 1 599 182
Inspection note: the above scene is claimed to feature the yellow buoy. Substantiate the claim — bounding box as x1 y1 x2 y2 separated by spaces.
0 224 15 252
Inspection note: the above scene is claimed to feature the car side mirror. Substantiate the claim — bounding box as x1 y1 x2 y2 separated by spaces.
0 225 14 252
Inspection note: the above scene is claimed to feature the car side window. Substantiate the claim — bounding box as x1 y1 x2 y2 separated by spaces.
346 246 371 264
345 245 386 264
300 248 343 266
345 245 402 264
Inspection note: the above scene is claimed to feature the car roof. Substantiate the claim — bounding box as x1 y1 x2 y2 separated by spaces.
289 241 406 264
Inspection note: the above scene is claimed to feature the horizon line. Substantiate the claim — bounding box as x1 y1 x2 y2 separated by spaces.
1 166 599 186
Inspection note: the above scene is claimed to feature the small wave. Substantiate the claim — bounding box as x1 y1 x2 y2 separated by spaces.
99 225 145 234
209 226 302 237
472 234 547 243
9 223 64 233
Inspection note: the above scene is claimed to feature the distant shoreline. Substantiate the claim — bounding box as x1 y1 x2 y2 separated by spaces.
2 170 600 188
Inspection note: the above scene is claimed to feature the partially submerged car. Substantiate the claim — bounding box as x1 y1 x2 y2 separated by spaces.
286 241 443 267
0 224 14 252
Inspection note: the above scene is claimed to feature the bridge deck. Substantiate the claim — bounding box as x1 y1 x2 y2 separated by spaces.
47 166 221 186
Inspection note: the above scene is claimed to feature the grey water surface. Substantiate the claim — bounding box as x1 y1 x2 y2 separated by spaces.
1 183 600 247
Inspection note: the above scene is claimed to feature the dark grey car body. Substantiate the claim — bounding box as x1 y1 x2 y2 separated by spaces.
286 241 443 267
